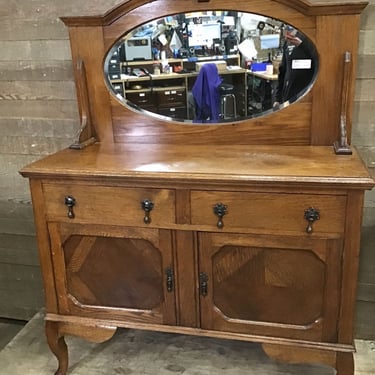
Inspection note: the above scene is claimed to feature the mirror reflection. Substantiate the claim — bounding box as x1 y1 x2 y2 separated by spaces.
105 11 318 123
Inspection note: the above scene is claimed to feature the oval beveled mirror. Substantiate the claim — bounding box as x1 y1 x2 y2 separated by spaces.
104 10 318 124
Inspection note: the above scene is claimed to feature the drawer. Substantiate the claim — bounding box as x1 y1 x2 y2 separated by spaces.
190 191 346 234
126 91 156 106
157 88 186 107
112 83 124 97
43 184 176 227
158 106 187 119
108 62 121 73
108 72 121 80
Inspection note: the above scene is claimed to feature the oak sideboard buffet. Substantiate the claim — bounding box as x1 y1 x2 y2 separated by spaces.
20 1 374 374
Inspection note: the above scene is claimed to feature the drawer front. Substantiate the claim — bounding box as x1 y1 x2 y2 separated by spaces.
112 83 124 96
157 88 186 107
108 62 121 73
126 91 155 106
190 191 346 234
43 184 176 227
158 106 187 119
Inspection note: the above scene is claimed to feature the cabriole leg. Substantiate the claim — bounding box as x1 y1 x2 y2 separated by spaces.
45 321 68 375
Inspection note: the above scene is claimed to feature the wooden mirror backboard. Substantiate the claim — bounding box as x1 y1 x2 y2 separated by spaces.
61 0 367 147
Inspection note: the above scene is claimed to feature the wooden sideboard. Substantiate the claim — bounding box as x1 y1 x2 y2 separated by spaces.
20 1 374 374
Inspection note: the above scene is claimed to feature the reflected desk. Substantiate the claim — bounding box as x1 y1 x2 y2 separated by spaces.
110 67 248 120
247 70 279 115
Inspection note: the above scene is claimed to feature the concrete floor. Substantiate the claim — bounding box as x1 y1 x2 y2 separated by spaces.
0 311 374 374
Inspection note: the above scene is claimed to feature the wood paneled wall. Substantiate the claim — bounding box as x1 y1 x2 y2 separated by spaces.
353 0 375 340
0 0 124 321
0 0 374 338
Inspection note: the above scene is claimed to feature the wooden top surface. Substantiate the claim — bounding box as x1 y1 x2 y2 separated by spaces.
20 143 374 189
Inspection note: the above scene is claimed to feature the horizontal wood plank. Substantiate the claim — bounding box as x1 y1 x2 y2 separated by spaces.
0 118 78 138
359 30 375 54
0 19 68 40
356 301 375 339
0 61 74 81
355 80 375 101
0 81 76 101
0 100 79 119
353 101 375 126
0 1 123 20
361 4 375 30
0 41 71 61
0 263 43 320
356 55 375 79
0 234 39 266
0 136 72 155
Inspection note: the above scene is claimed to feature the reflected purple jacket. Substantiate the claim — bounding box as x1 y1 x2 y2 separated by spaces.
192 63 222 122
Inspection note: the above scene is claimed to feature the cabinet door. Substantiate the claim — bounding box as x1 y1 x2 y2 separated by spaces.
48 222 176 325
198 233 342 342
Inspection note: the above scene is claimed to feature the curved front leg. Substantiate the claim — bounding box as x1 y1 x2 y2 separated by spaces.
45 321 68 375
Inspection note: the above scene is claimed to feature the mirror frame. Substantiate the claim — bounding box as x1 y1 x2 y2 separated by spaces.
61 0 366 146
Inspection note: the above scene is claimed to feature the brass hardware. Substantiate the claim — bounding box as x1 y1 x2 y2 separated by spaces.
304 207 320 234
199 272 208 297
166 267 174 292
64 196 76 219
213 203 228 229
141 199 154 224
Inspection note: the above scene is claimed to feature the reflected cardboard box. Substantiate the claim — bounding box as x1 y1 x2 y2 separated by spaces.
196 60 227 73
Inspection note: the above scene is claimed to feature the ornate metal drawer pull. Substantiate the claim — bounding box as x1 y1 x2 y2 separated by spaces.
213 203 228 229
304 207 320 234
166 267 174 293
64 195 76 219
141 199 154 224
199 272 208 297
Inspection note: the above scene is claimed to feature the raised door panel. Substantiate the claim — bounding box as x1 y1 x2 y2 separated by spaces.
199 233 342 342
48 222 176 325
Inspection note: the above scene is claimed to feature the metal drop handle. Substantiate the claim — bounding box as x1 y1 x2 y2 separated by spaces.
141 199 154 224
213 203 228 229
304 207 320 234
64 196 76 219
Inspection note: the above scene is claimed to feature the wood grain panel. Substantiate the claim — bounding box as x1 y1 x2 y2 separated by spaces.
66 27 114 143
43 183 176 227
112 100 312 145
199 232 343 342
191 191 346 234
312 15 362 144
